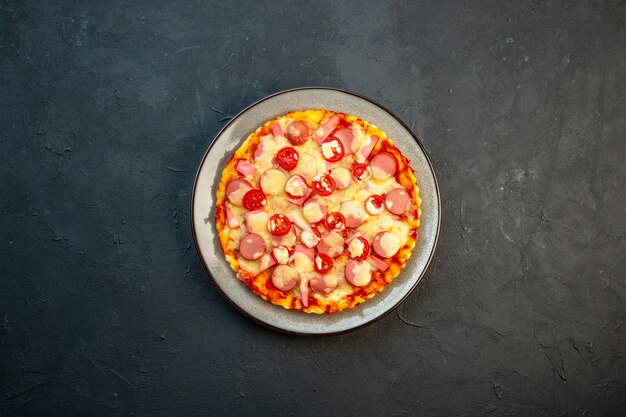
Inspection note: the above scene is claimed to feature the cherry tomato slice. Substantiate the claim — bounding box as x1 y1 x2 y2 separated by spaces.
284 121 310 146
242 189 266 210
348 236 370 261
312 174 336 196
351 162 372 180
276 147 299 170
321 137 345 162
324 212 346 231
267 213 292 236
314 253 334 274
365 195 385 215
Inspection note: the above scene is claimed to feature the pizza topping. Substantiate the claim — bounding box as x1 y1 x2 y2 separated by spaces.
271 245 293 265
300 227 321 248
324 212 346 231
300 274 310 307
285 121 310 145
321 137 345 162
314 114 340 144
239 233 266 260
259 253 277 271
286 188 312 206
226 179 252 206
271 265 299 291
309 274 338 294
365 195 385 215
345 260 373 287
373 231 401 258
302 197 327 223
385 188 410 215
312 174 336 196
333 128 354 154
293 244 315 272
370 152 397 180
244 209 269 234
317 231 344 258
270 225 296 247
340 200 369 228
242 189 267 210
276 147 299 171
330 166 352 189
348 236 370 260
236 159 257 178
314 253 334 274
351 162 372 181
267 213 292 236
270 122 285 138
259 169 287 195
225 205 240 229
366 255 389 271
284 174 308 198
355 134 379 163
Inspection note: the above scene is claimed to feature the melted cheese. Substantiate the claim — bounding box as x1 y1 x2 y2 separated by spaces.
348 238 365 258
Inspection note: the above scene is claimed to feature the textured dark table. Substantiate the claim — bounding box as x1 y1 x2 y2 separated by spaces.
1 1 625 416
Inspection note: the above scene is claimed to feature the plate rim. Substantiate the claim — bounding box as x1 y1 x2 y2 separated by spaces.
190 86 441 336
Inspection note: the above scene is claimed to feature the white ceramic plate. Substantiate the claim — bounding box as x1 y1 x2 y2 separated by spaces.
191 88 440 335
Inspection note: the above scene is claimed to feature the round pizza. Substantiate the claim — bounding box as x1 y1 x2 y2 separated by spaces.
215 109 421 314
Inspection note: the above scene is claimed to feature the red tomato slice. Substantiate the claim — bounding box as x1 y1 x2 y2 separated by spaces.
351 162 372 180
276 147 299 170
365 195 385 215
324 212 346 231
314 253 334 274
321 137 345 162
312 174 336 196
284 121 310 146
242 189 266 210
349 236 370 261
267 214 292 236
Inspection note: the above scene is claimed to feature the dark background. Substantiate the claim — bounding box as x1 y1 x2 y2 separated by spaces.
1 0 625 416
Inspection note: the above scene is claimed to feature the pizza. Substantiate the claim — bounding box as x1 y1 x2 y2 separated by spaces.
215 109 421 314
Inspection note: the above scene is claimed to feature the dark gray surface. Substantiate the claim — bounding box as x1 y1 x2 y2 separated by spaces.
1 0 624 415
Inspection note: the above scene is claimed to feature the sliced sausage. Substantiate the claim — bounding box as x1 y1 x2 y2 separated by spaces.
330 166 352 190
317 231 345 258
239 233 266 260
309 274 338 294
271 265 299 291
385 188 410 215
370 152 397 180
344 260 373 287
259 169 287 195
373 231 401 258
226 179 252 206
302 197 327 223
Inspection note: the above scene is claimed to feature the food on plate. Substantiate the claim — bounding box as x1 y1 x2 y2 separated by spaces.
215 110 421 313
